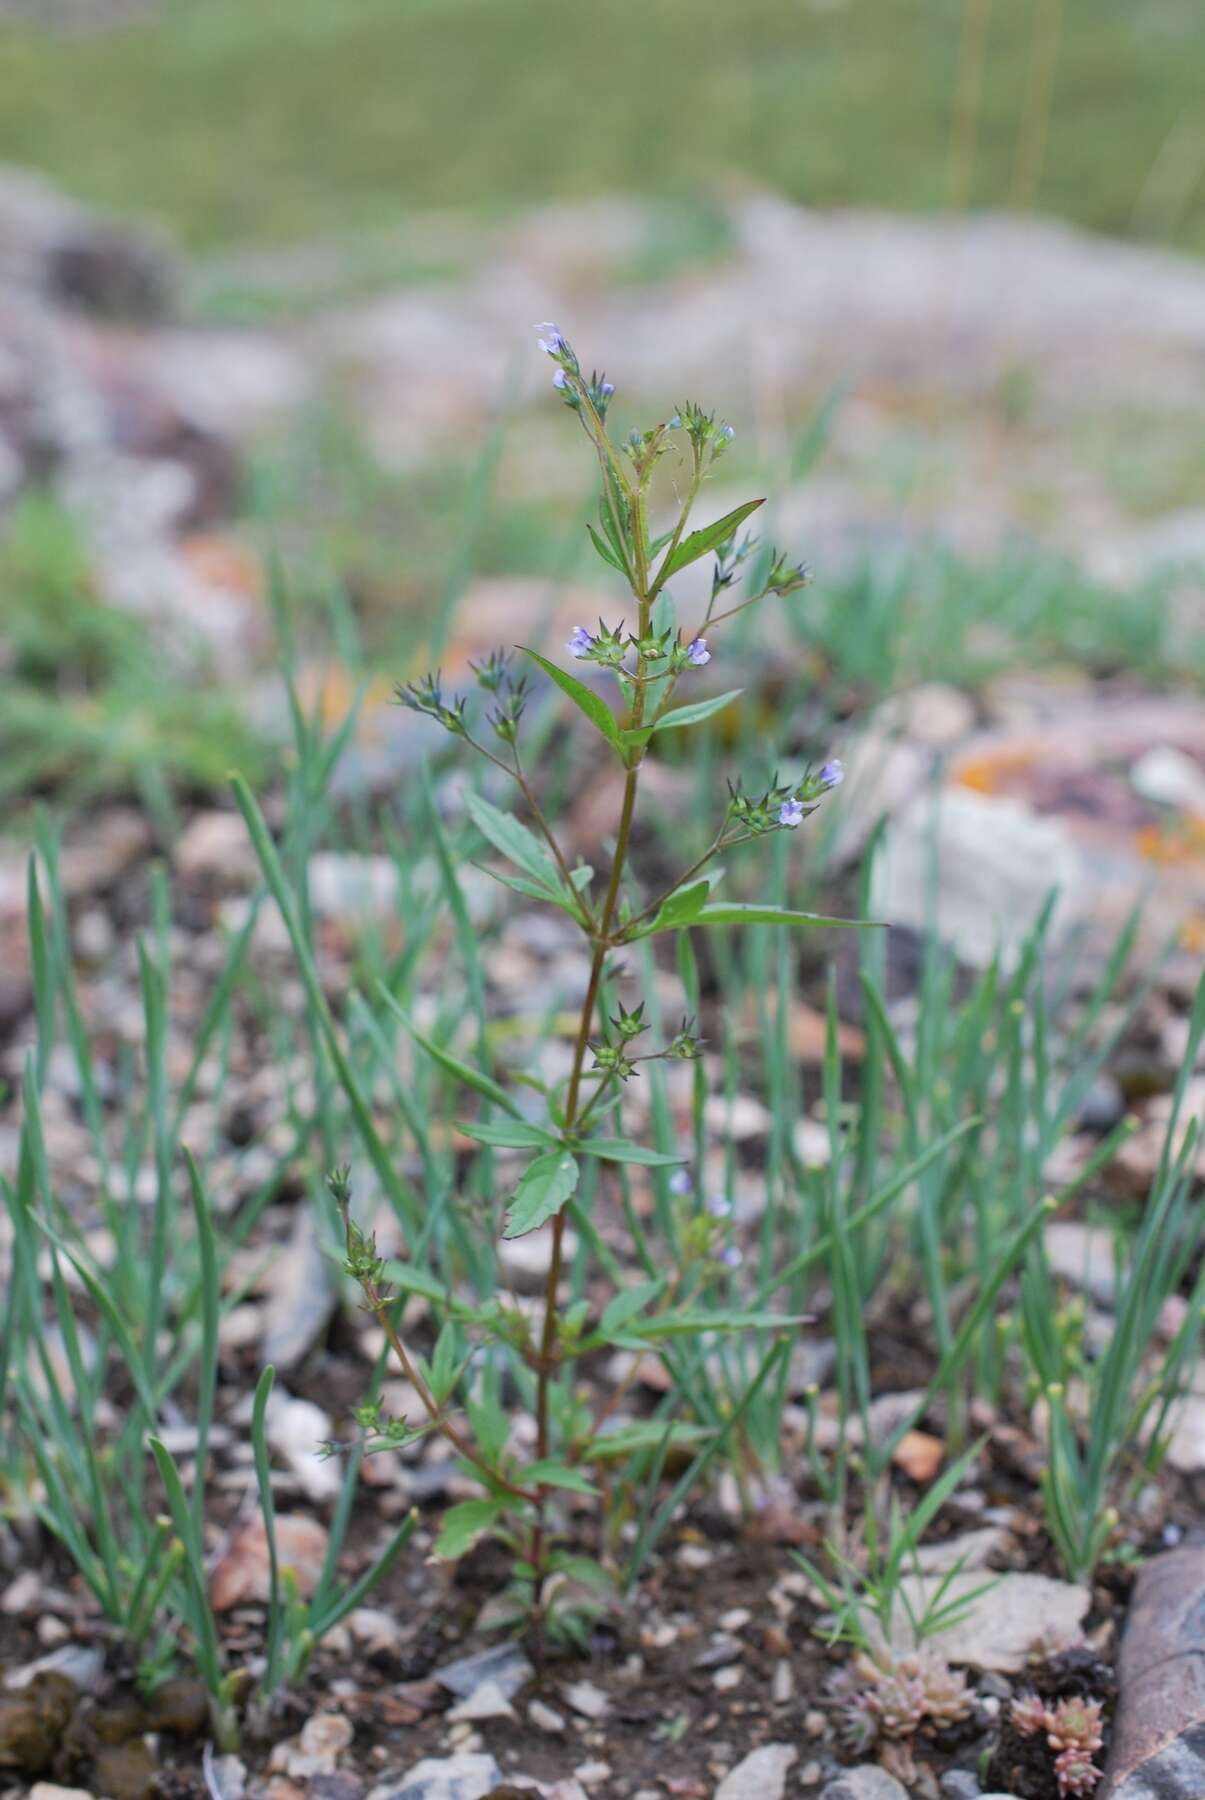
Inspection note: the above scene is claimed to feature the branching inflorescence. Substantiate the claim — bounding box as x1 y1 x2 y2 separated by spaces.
343 325 861 1647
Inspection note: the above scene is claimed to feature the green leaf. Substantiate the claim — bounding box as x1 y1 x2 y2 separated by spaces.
586 522 625 572
637 1309 808 1338
520 648 625 756
458 1119 560 1150
503 1150 580 1239
585 1420 711 1459
434 1497 511 1560
524 1460 598 1495
693 904 876 931
577 1137 685 1167
464 791 564 896
477 864 588 923
600 1278 665 1337
378 987 520 1116
381 1261 448 1303
659 499 765 579
629 877 715 939
644 689 743 737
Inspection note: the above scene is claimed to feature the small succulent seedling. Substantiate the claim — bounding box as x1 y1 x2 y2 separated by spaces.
340 324 862 1648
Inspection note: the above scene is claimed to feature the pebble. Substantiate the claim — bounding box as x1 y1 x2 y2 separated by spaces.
432 1645 533 1703
446 1681 515 1723
719 1608 752 1632
528 1699 566 1733
6 1645 103 1692
675 1544 714 1571
368 1753 501 1800
939 1775 982 1800
804 1710 827 1737
713 1665 743 1692
771 1660 794 1705
574 1763 612 1787
563 1679 609 1720
799 1765 822 1789
714 1745 797 1800
821 1770 911 1800
29 1788 95 1800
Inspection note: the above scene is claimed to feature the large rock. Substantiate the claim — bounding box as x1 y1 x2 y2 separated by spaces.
1103 1546 1205 1799
891 1570 1090 1673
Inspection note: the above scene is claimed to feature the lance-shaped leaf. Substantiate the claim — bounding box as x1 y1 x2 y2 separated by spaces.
503 1149 580 1239
586 522 625 572
458 1119 560 1150
645 688 743 737
378 985 520 1116
693 903 878 931
576 1137 685 1166
657 498 764 580
521 647 625 755
627 876 717 939
464 791 564 896
523 1459 598 1495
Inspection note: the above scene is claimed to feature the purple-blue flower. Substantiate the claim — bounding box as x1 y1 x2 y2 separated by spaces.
668 413 682 429
778 796 805 827
707 1195 732 1219
535 322 566 356
600 381 615 398
568 626 594 659
720 1244 743 1269
719 424 735 442
687 637 711 667
819 758 844 789
668 1168 693 1196
553 369 568 389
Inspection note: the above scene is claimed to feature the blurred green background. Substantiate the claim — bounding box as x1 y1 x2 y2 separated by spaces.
2 0 1203 254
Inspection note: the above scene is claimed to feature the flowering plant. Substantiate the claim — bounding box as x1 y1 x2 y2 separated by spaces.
340 325 861 1648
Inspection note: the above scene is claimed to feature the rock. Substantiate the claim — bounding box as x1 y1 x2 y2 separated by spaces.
497 1227 580 1293
145 1678 209 1737
821 1768 910 1800
432 1644 533 1703
528 1699 566 1733
892 1429 945 1484
202 1750 246 1800
1130 745 1205 814
871 788 1086 970
1103 1545 1205 1799
891 1570 1090 1672
1044 1221 1118 1305
91 1739 156 1800
714 1746 797 1800
446 1682 515 1723
29 1787 95 1800
275 1713 354 1780
261 1212 338 1371
939 1775 982 1800
6 1645 103 1692
265 1388 341 1501
0 1674 75 1776
174 810 257 882
1166 1393 1205 1474
369 1752 501 1800
562 1680 609 1720
915 1526 1012 1573
310 1779 366 1800
209 1512 328 1611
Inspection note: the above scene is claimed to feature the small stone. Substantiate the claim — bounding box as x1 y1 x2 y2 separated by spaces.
2 1570 45 1614
573 1764 612 1788
715 1744 797 1800
713 1666 743 1692
6 1645 103 1692
821 1769 910 1800
310 1778 366 1800
939 1775 982 1800
528 1699 566 1733
28 1787 95 1800
771 1661 794 1706
369 1752 502 1800
804 1711 827 1737
562 1680 609 1721
719 1609 752 1633
446 1682 515 1723
892 1429 945 1484
799 1766 822 1789
675 1544 714 1571
432 1645 533 1703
